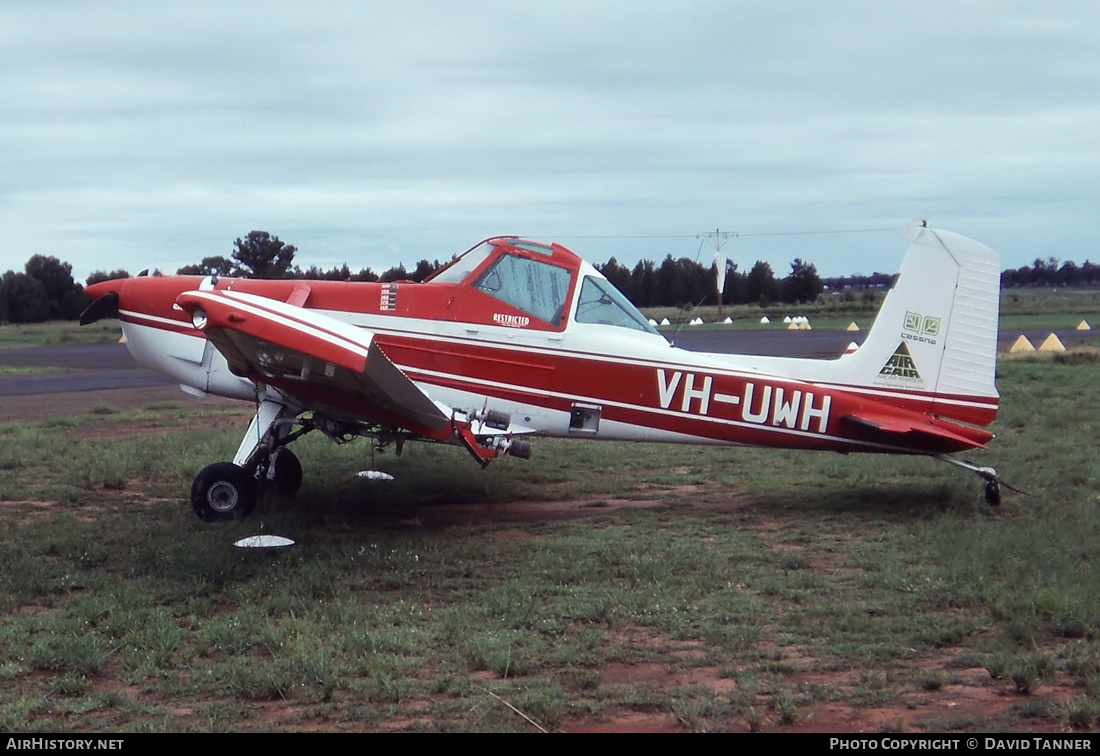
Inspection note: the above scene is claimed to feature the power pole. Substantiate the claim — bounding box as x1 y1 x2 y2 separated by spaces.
697 229 737 319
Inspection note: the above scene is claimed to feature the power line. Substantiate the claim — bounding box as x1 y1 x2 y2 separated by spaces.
554 226 895 241
739 226 896 238
696 228 737 252
552 234 698 240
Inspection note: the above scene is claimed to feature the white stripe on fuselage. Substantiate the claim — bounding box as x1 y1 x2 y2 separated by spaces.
120 308 193 331
337 313 994 413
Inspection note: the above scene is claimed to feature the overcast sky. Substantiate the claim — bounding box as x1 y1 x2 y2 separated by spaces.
2 1 1098 284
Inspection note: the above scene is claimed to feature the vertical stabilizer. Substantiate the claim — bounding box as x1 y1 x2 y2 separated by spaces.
828 221 1000 425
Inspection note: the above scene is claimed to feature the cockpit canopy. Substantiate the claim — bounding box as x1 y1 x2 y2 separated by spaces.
427 237 658 335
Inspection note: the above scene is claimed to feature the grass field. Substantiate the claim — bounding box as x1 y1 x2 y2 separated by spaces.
644 288 1098 332
0 353 1097 732
0 320 124 349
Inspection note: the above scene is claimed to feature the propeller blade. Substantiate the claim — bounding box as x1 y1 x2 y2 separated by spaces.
79 292 120 326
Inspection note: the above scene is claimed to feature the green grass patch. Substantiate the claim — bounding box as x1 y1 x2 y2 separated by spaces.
642 287 1099 331
0 320 123 349
0 365 73 376
0 359 1097 730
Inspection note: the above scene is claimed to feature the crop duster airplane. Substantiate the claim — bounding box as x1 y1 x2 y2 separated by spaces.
80 220 1004 522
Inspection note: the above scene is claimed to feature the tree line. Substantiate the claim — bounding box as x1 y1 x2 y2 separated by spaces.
174 232 829 306
171 231 440 284
2 231 1097 324
597 256 825 308
1000 257 1100 288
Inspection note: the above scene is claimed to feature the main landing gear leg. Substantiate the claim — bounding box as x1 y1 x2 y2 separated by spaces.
191 396 299 522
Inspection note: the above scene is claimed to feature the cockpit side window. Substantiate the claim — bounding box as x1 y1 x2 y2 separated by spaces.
574 276 659 334
473 253 572 325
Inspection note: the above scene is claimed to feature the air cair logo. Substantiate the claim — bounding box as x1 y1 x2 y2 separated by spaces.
879 342 922 381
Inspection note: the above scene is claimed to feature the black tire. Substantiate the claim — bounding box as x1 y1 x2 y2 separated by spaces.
271 448 303 496
984 479 1002 507
191 462 257 522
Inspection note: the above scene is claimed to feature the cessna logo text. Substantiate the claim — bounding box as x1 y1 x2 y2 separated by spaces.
879 343 922 381
493 313 530 328
656 370 831 433
902 310 941 345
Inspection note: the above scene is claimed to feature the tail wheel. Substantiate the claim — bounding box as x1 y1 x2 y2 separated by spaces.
984 479 1001 507
271 448 303 496
191 462 257 522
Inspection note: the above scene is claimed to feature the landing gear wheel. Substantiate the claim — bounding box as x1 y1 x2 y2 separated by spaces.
270 448 303 496
191 462 257 522
984 479 1001 507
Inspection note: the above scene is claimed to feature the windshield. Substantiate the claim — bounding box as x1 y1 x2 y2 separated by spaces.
574 276 659 334
427 240 496 284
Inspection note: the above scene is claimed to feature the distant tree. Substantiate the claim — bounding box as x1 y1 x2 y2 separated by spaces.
1083 260 1099 286
1 270 49 323
781 258 824 304
410 259 441 282
657 255 687 307
379 264 408 283
23 254 86 320
177 256 236 277
178 232 297 278
299 263 353 281
824 271 897 292
231 232 296 279
1028 256 1058 286
745 260 778 305
631 259 657 307
678 257 713 306
597 257 634 302
1056 260 1079 287
326 263 352 281
86 269 131 286
719 262 744 305
2 257 89 323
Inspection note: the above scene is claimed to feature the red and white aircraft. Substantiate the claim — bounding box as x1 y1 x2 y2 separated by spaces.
80 220 1003 522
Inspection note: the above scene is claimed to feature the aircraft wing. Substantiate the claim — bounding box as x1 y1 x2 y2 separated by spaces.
176 289 450 431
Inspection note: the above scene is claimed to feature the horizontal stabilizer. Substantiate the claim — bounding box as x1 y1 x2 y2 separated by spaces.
843 411 993 451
